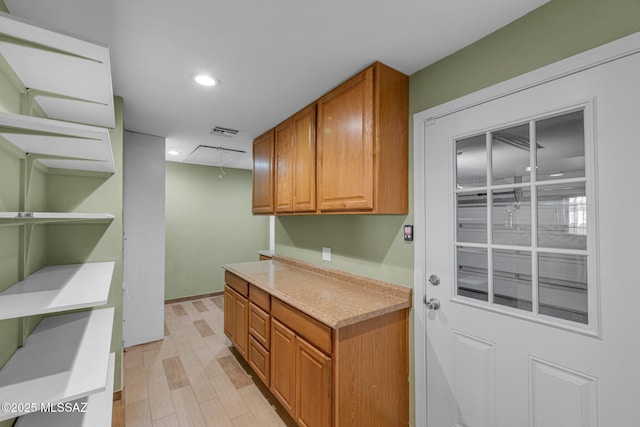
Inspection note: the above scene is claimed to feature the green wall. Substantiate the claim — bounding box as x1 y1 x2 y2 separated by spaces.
165 163 269 300
276 215 413 285
410 0 640 114
0 71 19 113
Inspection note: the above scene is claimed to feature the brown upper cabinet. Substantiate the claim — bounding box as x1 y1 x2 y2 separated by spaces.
317 62 408 214
274 104 317 213
252 61 408 215
252 129 275 214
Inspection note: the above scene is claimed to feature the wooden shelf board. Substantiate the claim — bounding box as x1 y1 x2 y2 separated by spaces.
0 262 115 321
15 353 115 427
0 308 114 422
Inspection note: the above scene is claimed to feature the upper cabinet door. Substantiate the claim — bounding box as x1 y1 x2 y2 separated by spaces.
292 104 317 213
252 130 275 214
275 118 294 213
317 67 375 212
275 119 294 213
275 104 317 214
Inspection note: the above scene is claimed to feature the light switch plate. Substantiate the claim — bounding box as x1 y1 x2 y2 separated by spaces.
322 247 331 261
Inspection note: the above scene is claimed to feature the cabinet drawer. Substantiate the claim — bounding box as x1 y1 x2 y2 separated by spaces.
225 271 248 297
249 302 271 349
250 284 270 312
272 299 332 355
249 335 270 386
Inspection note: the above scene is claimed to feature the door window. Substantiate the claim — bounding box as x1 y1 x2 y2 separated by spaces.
454 109 594 328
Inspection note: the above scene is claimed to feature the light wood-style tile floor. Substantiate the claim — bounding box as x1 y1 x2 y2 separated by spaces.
115 295 296 427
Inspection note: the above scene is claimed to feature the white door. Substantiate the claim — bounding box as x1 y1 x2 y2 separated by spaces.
421 50 640 425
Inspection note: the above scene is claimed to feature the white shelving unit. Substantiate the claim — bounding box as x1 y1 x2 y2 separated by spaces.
0 262 115 321
0 308 115 421
0 10 119 426
0 112 115 174
0 12 115 128
15 352 115 427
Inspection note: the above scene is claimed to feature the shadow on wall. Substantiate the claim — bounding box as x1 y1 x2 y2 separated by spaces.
45 223 112 264
277 215 406 263
45 173 111 212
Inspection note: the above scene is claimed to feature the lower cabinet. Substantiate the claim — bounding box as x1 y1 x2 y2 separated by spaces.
271 318 331 427
223 270 409 426
233 292 249 359
296 335 332 427
270 319 297 414
223 289 233 337
224 286 249 360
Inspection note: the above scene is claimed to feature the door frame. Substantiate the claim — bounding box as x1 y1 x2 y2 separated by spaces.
412 31 640 427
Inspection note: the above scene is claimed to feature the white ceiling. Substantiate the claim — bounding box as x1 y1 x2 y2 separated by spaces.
6 0 550 170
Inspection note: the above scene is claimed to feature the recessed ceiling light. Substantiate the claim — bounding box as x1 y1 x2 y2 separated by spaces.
549 172 564 177
168 150 180 156
194 74 219 87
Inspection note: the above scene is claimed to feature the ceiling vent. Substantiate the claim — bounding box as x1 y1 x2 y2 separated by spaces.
210 126 239 137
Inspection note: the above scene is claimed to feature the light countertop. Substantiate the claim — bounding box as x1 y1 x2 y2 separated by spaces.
223 256 411 329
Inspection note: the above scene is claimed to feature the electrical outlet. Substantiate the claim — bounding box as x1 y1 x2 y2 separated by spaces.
322 247 331 261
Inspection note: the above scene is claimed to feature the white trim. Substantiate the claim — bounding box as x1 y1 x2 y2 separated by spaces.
412 107 428 427
412 31 640 427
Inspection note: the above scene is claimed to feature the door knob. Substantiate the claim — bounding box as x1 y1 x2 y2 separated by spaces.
425 298 441 310
428 274 440 286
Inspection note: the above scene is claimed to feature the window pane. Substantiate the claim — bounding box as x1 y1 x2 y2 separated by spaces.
492 188 532 246
457 192 487 244
538 253 588 324
493 250 532 311
536 111 585 181
456 134 486 188
537 183 587 250
492 124 531 185
457 247 488 302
